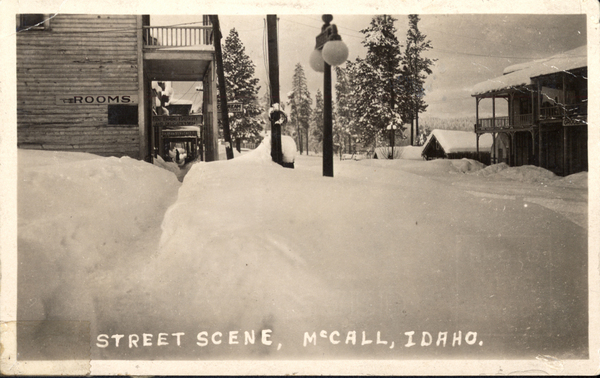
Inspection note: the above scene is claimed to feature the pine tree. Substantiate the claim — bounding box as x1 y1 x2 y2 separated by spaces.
351 15 406 148
222 28 264 151
402 14 435 145
286 63 312 155
334 66 354 154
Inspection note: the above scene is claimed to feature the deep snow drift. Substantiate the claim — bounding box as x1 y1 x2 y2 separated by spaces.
17 142 588 360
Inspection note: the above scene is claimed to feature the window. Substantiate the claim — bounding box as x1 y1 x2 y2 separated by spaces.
17 14 50 31
108 105 138 125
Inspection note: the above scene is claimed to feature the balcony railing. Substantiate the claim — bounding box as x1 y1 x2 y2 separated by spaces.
514 113 533 127
564 102 587 118
476 102 588 132
143 26 213 49
476 116 509 132
539 102 587 122
540 105 562 120
563 102 588 126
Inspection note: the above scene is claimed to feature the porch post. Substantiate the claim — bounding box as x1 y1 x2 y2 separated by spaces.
137 16 148 160
539 124 543 168
563 125 568 176
510 132 515 166
508 92 513 127
492 96 496 164
562 74 568 175
493 133 497 164
210 61 219 160
531 130 536 165
475 97 480 162
203 61 219 162
475 97 480 129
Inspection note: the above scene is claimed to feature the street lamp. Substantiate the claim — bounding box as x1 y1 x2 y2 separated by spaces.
310 15 349 177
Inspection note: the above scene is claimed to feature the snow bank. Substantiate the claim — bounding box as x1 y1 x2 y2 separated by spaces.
410 158 486 174
449 158 487 173
16 145 588 360
153 154 181 175
18 149 181 323
281 135 297 163
153 141 339 353
473 164 557 183
237 135 297 164
470 163 587 188
373 145 423 160
552 171 588 188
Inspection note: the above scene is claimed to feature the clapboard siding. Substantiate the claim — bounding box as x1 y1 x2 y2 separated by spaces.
17 14 142 158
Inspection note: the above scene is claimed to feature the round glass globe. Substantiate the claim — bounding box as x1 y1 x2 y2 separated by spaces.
309 49 325 72
322 40 349 66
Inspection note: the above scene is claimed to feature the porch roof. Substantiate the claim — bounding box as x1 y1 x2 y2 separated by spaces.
472 45 587 96
144 46 214 82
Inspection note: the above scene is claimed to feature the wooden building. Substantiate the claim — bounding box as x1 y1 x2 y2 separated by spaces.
421 129 493 165
16 14 220 162
472 46 587 176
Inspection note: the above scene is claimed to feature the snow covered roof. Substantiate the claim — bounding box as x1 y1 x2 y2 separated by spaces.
472 45 587 96
423 129 493 153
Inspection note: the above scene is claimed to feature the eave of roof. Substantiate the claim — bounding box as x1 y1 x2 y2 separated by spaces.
472 45 587 96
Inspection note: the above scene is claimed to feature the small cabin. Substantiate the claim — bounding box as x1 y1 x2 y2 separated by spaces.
422 129 493 165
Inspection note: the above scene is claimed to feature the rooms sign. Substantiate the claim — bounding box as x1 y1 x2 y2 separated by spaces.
56 94 139 105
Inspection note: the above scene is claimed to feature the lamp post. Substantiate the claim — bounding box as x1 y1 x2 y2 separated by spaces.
310 15 349 177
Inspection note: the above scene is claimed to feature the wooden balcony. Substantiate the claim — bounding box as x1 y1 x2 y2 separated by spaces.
563 102 587 126
540 102 588 126
475 114 535 133
475 114 533 133
514 113 533 127
539 105 563 120
143 26 213 49
143 25 215 81
475 116 508 133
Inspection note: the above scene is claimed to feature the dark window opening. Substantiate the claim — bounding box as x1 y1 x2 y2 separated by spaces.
17 14 49 31
108 105 138 125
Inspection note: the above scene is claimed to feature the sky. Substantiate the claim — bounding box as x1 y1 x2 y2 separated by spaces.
152 13 587 120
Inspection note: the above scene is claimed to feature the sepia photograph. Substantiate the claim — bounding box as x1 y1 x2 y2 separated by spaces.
1 0 598 375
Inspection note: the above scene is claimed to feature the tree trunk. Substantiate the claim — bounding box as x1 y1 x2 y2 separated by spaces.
415 107 419 145
296 122 302 155
305 128 309 156
236 138 241 153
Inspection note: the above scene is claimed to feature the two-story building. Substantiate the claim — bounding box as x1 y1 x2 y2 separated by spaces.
471 45 587 176
16 14 220 162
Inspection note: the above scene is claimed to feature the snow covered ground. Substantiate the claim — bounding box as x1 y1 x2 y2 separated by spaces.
17 141 588 361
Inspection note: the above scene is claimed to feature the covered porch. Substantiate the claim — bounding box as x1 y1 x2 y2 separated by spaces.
472 87 538 167
141 20 220 162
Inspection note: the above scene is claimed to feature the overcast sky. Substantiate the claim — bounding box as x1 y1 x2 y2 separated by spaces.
155 13 587 119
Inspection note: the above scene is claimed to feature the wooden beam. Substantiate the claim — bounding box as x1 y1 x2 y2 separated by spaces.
136 15 146 160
